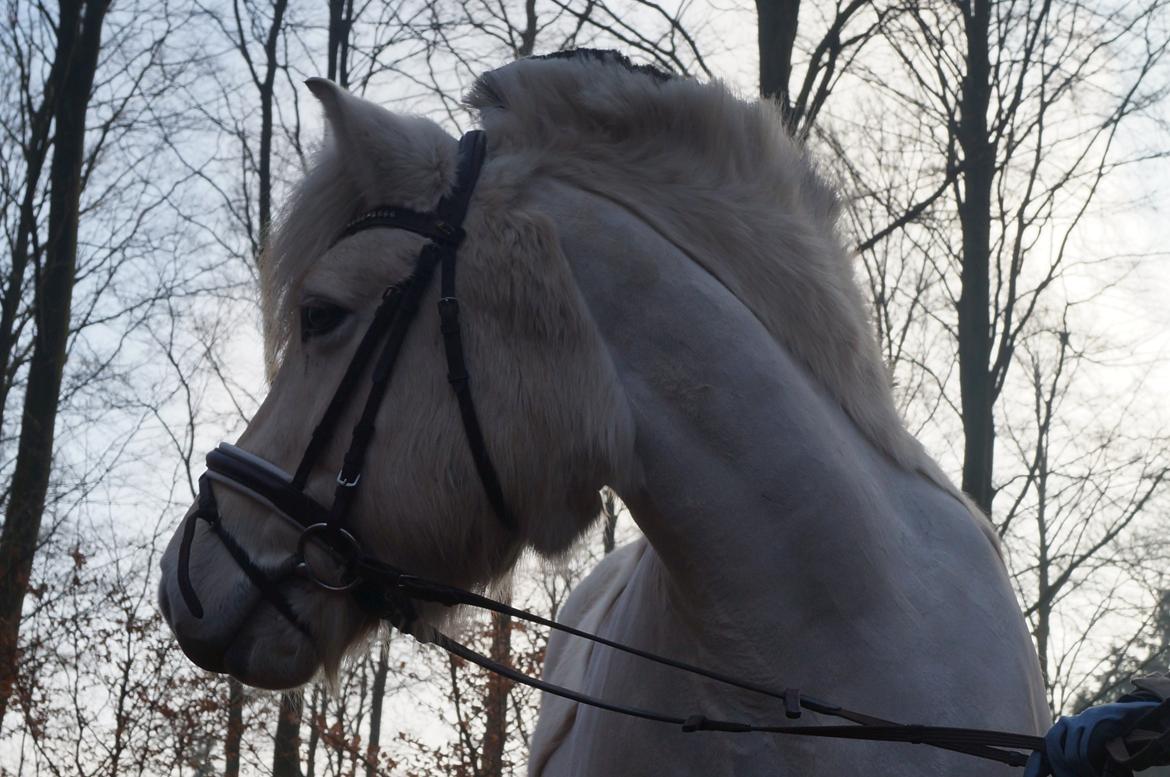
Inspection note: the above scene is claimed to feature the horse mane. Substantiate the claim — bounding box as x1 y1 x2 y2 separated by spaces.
467 52 944 484
528 48 674 82
265 52 984 535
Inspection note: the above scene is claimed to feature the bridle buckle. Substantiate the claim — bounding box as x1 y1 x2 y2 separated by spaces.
433 220 464 245
337 470 361 488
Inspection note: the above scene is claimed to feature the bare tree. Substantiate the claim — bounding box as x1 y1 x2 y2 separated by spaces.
1075 589 1170 710
0 0 113 729
999 318 1170 709
751 0 1170 715
364 637 391 777
226 678 246 777
829 0 1170 707
757 1 891 136
757 0 799 105
7 2 1170 773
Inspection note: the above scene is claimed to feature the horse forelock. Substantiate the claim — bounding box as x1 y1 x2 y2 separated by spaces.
262 148 360 378
263 104 457 378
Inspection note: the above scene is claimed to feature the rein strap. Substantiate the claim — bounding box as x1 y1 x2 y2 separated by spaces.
351 557 1042 767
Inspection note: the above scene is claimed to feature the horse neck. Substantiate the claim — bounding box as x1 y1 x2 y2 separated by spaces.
547 180 919 630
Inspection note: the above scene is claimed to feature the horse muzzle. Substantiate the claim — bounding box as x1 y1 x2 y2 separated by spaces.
157 456 335 690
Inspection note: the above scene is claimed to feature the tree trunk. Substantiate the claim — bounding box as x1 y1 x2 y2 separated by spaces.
271 693 303 777
517 0 538 58
0 87 58 437
272 693 303 777
956 0 996 514
480 611 512 776
256 0 289 263
755 0 800 118
247 7 303 769
305 684 320 777
326 0 352 88
366 639 390 777
225 678 245 777
0 0 111 728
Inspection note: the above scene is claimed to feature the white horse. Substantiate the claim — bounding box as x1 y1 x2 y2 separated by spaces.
158 51 1048 775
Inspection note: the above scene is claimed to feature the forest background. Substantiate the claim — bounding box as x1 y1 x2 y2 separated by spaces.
1 0 1169 774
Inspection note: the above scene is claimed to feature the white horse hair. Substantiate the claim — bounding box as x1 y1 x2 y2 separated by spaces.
159 51 1047 775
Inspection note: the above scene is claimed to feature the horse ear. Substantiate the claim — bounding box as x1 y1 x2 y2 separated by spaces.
304 77 454 208
304 77 349 129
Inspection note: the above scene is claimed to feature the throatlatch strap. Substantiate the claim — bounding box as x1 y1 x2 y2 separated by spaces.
437 132 487 227
434 132 518 532
437 292 518 531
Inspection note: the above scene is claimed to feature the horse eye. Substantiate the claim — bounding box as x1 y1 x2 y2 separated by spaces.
300 302 348 340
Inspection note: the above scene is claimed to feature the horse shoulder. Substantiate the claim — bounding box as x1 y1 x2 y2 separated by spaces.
528 537 650 776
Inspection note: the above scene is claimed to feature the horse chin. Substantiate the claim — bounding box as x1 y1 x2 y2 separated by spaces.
158 533 328 690
220 605 323 690
160 583 323 690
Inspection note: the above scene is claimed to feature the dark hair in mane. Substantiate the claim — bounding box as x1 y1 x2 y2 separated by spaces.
528 48 674 83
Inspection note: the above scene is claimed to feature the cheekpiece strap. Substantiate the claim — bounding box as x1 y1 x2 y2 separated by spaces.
437 131 487 228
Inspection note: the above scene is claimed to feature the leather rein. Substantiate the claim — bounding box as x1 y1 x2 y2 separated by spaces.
173 130 1044 768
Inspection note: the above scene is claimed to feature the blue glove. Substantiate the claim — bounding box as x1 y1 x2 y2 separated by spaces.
1023 701 1160 777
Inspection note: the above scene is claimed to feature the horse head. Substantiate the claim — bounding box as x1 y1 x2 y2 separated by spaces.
157 77 634 690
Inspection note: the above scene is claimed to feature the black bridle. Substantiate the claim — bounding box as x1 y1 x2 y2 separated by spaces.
177 130 505 630
173 129 1045 769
